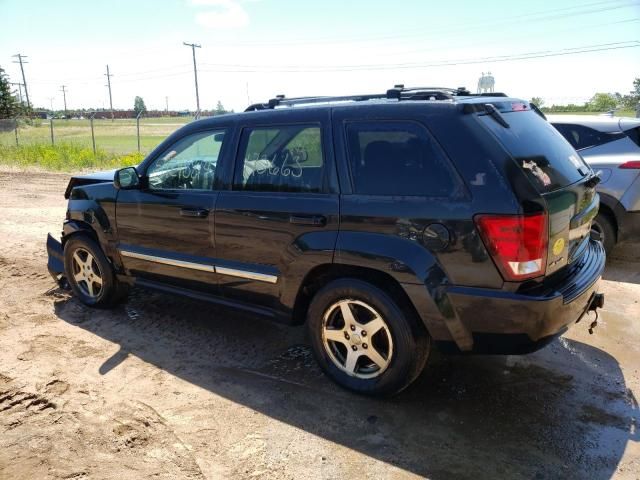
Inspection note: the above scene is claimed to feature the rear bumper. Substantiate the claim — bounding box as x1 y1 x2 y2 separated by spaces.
438 239 606 354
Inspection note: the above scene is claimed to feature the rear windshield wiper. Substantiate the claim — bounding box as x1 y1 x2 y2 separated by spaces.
483 103 510 128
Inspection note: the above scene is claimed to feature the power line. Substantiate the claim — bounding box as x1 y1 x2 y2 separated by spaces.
196 41 640 72
210 0 639 47
369 17 640 60
183 42 201 117
105 65 114 121
12 53 30 109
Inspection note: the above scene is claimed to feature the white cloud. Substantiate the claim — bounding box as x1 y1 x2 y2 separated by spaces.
191 0 250 29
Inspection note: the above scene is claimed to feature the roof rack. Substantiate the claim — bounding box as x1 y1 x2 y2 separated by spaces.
244 85 507 111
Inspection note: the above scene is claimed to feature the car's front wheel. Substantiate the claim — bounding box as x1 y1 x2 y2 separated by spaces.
64 235 128 308
307 279 430 396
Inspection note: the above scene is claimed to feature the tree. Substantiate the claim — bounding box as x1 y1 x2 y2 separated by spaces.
214 100 232 115
587 93 617 112
529 97 544 108
0 66 19 119
621 77 640 110
133 96 147 115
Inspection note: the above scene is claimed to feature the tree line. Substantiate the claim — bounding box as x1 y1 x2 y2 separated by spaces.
531 77 639 113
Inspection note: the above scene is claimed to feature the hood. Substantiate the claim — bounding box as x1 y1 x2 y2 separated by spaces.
64 169 117 199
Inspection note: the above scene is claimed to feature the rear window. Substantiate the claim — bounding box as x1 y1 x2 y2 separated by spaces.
480 110 590 193
552 123 626 150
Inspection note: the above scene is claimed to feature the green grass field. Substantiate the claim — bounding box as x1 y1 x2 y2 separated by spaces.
0 117 193 156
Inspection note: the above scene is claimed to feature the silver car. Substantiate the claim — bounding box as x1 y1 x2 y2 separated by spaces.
548 115 640 253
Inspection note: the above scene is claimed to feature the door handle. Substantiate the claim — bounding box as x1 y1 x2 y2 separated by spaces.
180 208 209 218
289 215 327 226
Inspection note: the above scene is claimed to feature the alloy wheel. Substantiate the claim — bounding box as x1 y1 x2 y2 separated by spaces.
71 247 103 298
322 299 394 379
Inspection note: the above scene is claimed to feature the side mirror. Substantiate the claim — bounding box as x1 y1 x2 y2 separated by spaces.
114 167 140 190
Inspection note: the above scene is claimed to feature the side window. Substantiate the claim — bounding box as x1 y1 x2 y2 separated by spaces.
235 125 325 193
345 121 459 197
553 123 625 150
147 130 225 190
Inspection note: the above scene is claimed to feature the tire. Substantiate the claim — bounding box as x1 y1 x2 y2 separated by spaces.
63 234 128 308
306 278 430 396
592 213 616 256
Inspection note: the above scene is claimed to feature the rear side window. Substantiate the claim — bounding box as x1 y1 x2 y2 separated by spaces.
553 123 626 150
344 121 459 196
625 126 640 147
235 125 325 193
480 111 590 193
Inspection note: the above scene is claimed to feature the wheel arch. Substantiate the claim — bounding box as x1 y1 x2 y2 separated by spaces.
291 263 429 337
62 219 122 269
595 194 619 241
62 219 100 246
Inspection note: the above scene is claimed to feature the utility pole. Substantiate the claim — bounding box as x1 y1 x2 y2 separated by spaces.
105 65 114 121
60 85 68 117
12 54 30 109
165 96 168 114
183 42 201 117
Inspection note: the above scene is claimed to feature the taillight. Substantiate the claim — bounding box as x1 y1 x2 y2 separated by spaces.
619 161 640 169
474 213 548 281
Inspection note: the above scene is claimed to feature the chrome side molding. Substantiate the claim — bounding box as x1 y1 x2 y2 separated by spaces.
119 249 277 284
120 250 215 273
215 266 278 284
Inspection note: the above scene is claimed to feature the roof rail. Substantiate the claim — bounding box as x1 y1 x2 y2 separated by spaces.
244 85 508 111
244 93 388 111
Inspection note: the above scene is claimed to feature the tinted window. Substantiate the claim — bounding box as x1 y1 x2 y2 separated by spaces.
480 111 590 193
625 127 640 147
553 123 626 150
235 125 325 193
345 121 458 196
147 130 225 190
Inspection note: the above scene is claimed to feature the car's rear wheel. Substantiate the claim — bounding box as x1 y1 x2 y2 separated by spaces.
64 235 128 308
307 279 430 396
592 212 616 256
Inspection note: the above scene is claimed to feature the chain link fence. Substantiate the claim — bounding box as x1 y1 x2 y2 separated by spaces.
0 116 194 155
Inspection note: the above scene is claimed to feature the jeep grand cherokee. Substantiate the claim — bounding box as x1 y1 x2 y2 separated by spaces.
47 86 605 396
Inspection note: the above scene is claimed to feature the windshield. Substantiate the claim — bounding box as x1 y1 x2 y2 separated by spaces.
480 110 591 193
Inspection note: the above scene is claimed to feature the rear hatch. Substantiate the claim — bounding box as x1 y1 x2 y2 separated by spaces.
476 102 599 277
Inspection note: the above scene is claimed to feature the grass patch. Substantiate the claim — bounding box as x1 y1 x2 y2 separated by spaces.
0 143 143 172
0 118 188 155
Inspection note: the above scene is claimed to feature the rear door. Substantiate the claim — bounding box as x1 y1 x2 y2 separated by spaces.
479 108 598 275
213 109 339 312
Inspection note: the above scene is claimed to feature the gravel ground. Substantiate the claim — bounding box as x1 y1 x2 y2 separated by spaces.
0 167 638 480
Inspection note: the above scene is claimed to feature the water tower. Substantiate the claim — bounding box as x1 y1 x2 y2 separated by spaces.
477 72 495 93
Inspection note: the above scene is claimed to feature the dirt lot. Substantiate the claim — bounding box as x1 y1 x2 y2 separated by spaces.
0 168 638 480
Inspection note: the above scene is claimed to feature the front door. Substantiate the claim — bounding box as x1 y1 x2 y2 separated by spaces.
116 128 228 293
214 110 340 313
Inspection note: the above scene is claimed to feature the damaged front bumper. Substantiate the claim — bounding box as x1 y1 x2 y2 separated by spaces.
46 233 67 288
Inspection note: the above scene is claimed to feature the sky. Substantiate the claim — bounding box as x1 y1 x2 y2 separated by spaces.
0 0 638 112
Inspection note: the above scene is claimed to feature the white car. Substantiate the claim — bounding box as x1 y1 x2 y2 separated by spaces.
548 115 640 253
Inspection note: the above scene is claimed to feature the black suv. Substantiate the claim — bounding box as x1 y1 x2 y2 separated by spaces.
47 87 605 396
